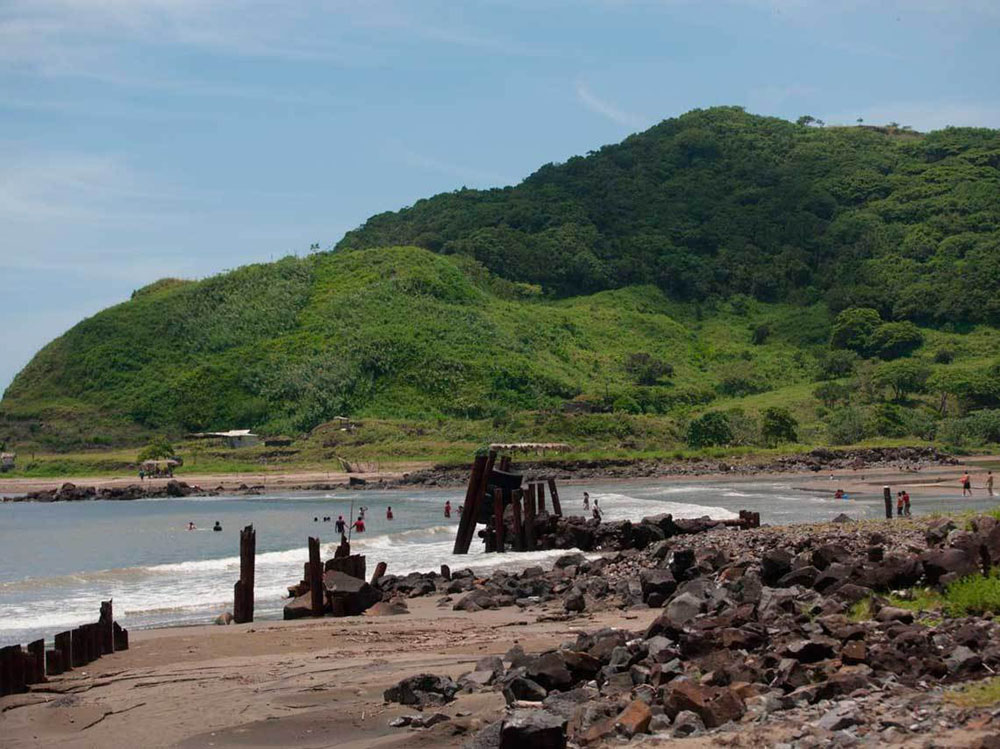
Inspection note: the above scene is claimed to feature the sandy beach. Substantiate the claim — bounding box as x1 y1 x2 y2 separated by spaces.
0 598 661 748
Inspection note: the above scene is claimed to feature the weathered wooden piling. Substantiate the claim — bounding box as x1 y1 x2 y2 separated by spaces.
536 481 546 513
99 600 114 655
55 631 72 671
113 622 129 651
45 649 63 676
511 489 524 551
493 488 505 552
308 537 324 616
524 483 537 551
453 451 496 554
234 525 256 624
371 561 388 585
547 478 562 517
326 554 366 580
71 627 85 667
87 623 100 663
3 645 26 695
27 640 45 684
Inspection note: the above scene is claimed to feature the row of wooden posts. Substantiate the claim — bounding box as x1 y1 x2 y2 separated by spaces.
0 601 128 697
453 450 564 555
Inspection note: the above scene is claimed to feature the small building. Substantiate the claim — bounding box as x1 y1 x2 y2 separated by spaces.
187 429 261 449
0 452 15 473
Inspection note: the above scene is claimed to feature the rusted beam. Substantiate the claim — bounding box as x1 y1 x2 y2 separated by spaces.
524 483 537 551
511 489 524 551
234 525 256 624
308 536 325 616
493 488 505 553
547 478 562 517
453 453 488 555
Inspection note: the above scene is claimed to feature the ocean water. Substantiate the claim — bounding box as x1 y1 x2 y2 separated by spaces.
0 477 994 645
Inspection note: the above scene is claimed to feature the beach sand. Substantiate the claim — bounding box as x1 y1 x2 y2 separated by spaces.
0 598 660 748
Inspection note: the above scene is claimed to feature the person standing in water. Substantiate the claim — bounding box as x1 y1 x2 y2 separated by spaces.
902 490 911 516
352 515 366 533
962 472 973 497
583 492 590 511
444 500 452 518
334 515 346 535
386 506 394 520
988 471 995 497
592 498 602 522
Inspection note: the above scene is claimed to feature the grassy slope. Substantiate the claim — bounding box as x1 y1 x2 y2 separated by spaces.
2 246 998 477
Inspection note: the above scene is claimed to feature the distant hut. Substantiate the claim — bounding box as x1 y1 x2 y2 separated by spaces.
0 452 15 473
141 458 180 477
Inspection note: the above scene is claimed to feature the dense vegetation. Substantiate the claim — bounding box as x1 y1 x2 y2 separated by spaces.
3 107 1000 464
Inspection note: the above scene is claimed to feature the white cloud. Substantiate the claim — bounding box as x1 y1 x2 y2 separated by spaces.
392 142 515 187
575 80 651 129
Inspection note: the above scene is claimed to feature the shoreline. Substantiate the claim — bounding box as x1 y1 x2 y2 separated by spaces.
3 445 994 503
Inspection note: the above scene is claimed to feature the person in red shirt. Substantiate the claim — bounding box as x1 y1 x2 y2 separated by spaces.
352 515 366 533
444 500 452 518
386 506 394 520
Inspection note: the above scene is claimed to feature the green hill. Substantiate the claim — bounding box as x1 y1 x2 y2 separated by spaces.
3 107 1000 460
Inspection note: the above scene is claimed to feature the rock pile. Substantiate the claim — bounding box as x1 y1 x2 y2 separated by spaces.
387 513 1000 747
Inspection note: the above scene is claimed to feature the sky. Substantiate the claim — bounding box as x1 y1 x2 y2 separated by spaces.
1 0 998 393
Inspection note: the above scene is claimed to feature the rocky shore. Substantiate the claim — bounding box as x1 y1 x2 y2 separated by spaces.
375 511 1000 747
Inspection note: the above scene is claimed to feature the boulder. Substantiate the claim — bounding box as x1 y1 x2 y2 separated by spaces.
563 590 586 613
781 637 837 663
282 592 315 620
664 592 703 627
384 674 458 707
503 676 548 704
672 709 706 737
614 699 652 737
323 570 381 616
525 652 574 692
639 568 677 601
760 549 792 585
663 680 745 729
921 548 977 584
500 709 567 749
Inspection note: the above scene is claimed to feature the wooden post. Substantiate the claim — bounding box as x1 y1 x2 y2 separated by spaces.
46 649 63 676
493 488 505 553
27 640 45 683
371 561 388 585
308 536 324 616
113 622 129 651
524 483 537 551
511 489 524 551
234 525 256 623
453 451 496 554
0 645 14 695
55 631 72 671
883 486 892 520
499 455 511 472
71 627 85 667
536 481 546 513
87 623 100 663
547 478 562 517
99 600 114 655
7 645 25 694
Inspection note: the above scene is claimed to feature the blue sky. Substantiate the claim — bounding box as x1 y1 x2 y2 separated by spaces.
1 0 998 393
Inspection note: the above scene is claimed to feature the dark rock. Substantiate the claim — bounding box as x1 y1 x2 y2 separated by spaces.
782 637 837 663
639 568 677 602
503 676 548 704
662 680 745 729
384 674 458 707
525 652 574 691
499 709 567 749
761 549 793 585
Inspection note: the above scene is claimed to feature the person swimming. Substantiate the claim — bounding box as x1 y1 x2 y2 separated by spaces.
213 521 222 532
187 522 196 531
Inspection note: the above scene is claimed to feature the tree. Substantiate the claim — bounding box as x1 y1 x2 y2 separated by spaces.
137 436 177 462
826 407 866 445
830 307 882 353
761 407 798 446
813 381 852 408
750 324 771 345
796 115 816 127
624 353 674 386
867 321 923 360
686 412 733 448
872 359 931 401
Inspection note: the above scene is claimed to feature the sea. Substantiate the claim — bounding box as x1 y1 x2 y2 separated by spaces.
2 476 995 646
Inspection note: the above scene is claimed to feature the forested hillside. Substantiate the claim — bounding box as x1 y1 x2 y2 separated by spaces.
3 107 1000 458
340 107 1000 325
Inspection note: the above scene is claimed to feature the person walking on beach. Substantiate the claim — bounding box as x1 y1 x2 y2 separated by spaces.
386 506 394 520
902 490 911 516
896 492 905 517
444 500 452 519
962 472 973 497
583 492 590 511
334 515 346 535
988 471 995 497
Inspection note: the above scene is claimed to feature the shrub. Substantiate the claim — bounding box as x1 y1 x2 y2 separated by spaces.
624 353 674 386
750 324 771 345
761 407 798 446
826 407 866 444
813 381 852 408
872 359 931 400
816 350 859 381
943 570 1000 617
934 348 956 364
687 412 734 448
715 361 766 397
